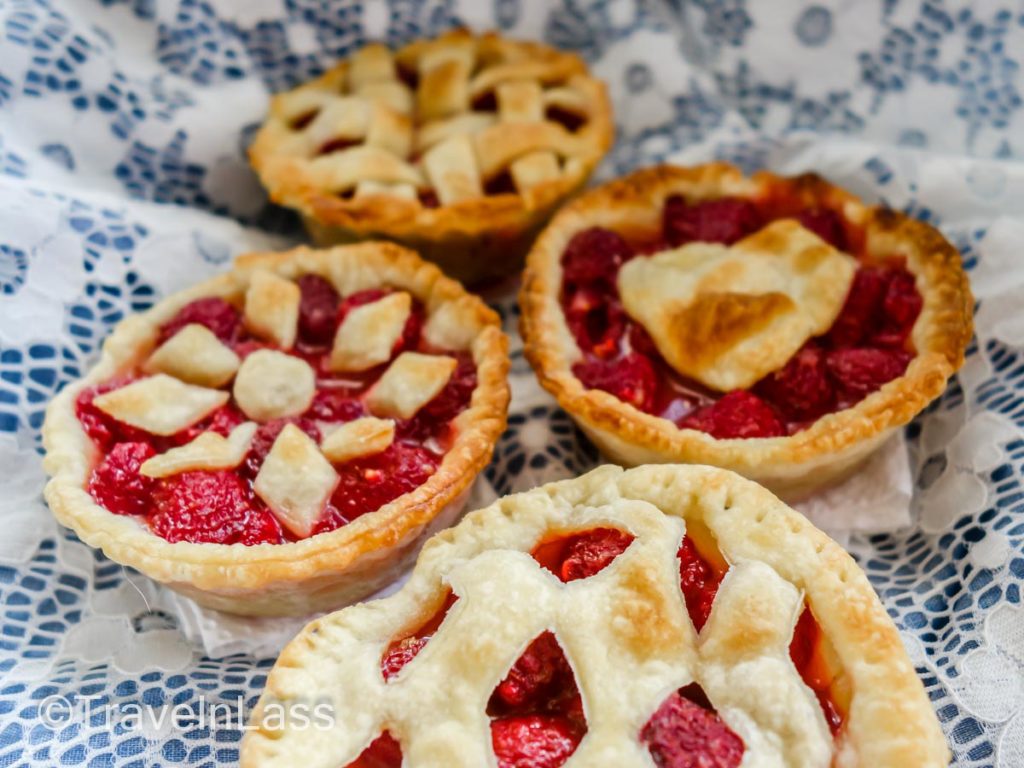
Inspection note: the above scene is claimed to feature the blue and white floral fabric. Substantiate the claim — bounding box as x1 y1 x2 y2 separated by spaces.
1 1 1022 765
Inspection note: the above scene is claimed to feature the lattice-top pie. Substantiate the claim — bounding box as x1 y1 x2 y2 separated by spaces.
240 464 948 767
249 29 613 284
42 243 510 616
520 164 973 499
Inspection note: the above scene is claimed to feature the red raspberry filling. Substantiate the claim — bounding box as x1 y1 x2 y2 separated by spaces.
789 608 844 735
796 208 847 250
491 715 582 768
561 196 924 438
81 288 476 546
373 529 844 767
489 632 579 713
322 442 439 530
825 347 912 404
346 732 403 768
487 631 587 768
531 528 634 582
158 297 242 344
88 442 156 517
677 536 722 632
380 590 459 681
571 354 656 412
561 227 634 287
663 196 762 247
680 390 786 440
754 341 835 424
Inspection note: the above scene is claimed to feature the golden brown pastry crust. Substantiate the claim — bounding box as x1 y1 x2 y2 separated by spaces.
42 242 510 616
249 30 614 285
520 163 973 499
240 464 949 768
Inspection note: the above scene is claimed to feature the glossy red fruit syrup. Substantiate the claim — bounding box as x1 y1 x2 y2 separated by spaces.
561 197 923 438
81 286 476 546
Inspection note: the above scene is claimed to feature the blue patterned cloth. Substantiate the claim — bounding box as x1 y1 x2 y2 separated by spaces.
1 1 1023 765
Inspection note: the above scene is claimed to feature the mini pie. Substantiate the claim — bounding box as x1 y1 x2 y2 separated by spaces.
240 464 948 768
520 163 973 499
249 29 613 285
42 243 510 616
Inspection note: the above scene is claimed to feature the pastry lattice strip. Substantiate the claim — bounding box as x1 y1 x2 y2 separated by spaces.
243 467 844 768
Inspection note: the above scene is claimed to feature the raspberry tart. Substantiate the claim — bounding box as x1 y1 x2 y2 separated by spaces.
249 29 613 285
42 243 509 616
520 164 972 498
241 464 948 768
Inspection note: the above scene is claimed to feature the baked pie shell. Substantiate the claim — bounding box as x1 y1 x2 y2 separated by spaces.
249 33 614 285
241 464 948 767
520 163 973 500
42 243 510 616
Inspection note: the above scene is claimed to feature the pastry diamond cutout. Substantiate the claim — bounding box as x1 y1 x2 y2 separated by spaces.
233 349 316 422
244 269 301 349
617 219 857 391
254 424 339 538
329 291 412 372
320 417 395 464
366 352 457 419
92 375 229 436
144 324 241 388
422 297 477 350
140 422 258 478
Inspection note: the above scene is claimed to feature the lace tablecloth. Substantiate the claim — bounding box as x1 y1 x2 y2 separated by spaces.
1 1 1023 765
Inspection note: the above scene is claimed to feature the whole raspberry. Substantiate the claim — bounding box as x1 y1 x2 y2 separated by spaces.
88 442 156 517
825 347 911 401
563 285 626 358
557 528 634 582
159 297 241 344
560 227 634 287
150 470 283 545
641 690 745 768
826 266 887 348
306 390 366 423
491 632 572 712
296 274 340 347
572 353 657 412
663 196 761 247
330 442 438 522
490 715 582 768
755 342 835 423
681 390 785 439
874 267 922 347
